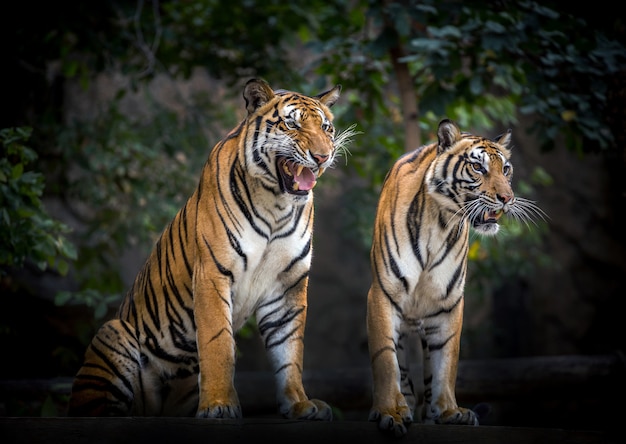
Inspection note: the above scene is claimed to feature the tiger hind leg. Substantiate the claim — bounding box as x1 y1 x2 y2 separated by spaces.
67 319 144 416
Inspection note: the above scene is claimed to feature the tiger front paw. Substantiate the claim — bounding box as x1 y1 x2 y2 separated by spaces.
368 405 413 438
196 403 242 419
434 406 479 426
282 398 333 421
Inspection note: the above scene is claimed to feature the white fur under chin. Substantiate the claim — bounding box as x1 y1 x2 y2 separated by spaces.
474 223 500 236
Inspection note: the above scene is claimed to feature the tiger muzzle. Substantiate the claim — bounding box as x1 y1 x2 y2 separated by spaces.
277 157 317 195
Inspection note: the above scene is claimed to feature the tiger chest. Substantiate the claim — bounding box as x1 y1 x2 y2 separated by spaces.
399 228 470 319
229 229 312 331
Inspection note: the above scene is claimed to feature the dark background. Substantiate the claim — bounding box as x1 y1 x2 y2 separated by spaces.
1 0 624 429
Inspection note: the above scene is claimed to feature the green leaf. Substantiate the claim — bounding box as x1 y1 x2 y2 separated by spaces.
56 259 69 276
55 291 74 306
11 163 24 179
469 75 483 95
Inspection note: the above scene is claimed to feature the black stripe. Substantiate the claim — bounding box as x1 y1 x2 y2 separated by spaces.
273 205 305 240
408 191 426 268
385 231 408 293
423 294 463 318
427 331 456 352
142 319 196 365
209 327 234 342
371 345 396 364
283 238 311 274
445 262 464 296
216 207 248 270
176 209 193 278
145 271 161 330
259 305 306 348
203 236 234 281
371 257 404 315
89 337 136 394
230 161 269 238
164 248 195 321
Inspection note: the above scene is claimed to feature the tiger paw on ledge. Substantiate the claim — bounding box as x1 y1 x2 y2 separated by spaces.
282 398 333 421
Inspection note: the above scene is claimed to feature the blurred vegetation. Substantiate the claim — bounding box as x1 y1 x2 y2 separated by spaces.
0 128 76 275
1 0 624 384
52 91 237 318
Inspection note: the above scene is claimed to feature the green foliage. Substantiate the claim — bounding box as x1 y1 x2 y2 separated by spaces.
4 0 623 378
0 127 77 275
312 0 624 157
397 0 624 150
99 0 350 88
468 214 553 289
309 0 621 260
51 88 235 318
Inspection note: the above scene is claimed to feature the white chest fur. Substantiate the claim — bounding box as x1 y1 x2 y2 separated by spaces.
228 215 312 331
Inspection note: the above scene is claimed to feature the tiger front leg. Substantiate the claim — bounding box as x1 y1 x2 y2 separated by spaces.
194 273 242 419
367 286 414 437
257 283 332 421
423 299 478 426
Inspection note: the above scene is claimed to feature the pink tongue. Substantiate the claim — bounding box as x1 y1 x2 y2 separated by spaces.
289 163 316 191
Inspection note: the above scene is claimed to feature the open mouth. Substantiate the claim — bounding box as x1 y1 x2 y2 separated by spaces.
474 209 504 227
277 157 318 195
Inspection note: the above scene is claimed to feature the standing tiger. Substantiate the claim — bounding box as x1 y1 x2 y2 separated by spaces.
68 78 355 420
366 119 543 436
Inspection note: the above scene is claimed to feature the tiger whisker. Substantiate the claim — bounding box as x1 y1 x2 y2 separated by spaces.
513 197 549 222
449 193 547 234
333 124 361 166
445 199 482 235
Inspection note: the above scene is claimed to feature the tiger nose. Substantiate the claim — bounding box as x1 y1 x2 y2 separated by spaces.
497 193 513 204
312 153 329 165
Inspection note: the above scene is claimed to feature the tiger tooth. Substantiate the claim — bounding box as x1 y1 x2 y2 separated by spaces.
318 167 326 177
293 182 299 191
296 165 304 176
283 164 292 176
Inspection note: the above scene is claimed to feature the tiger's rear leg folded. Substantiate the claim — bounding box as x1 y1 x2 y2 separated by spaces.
67 319 144 416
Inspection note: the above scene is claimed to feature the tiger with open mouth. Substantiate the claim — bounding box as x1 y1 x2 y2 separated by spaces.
68 78 357 419
366 119 545 436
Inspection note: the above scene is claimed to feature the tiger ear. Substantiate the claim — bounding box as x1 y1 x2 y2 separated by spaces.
243 78 276 115
314 85 342 108
437 119 462 153
494 129 512 149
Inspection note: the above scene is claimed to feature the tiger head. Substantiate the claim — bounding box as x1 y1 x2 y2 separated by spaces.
242 78 352 198
427 119 541 236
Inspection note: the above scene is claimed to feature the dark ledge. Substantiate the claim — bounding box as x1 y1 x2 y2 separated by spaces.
0 417 618 444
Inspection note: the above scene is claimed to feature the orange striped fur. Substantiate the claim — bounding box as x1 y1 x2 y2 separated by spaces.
367 119 543 436
68 79 355 420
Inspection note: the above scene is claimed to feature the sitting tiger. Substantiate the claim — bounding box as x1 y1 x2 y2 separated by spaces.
366 119 543 436
68 78 356 420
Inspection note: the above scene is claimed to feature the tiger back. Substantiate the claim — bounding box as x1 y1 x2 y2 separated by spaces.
366 119 543 436
68 78 354 420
